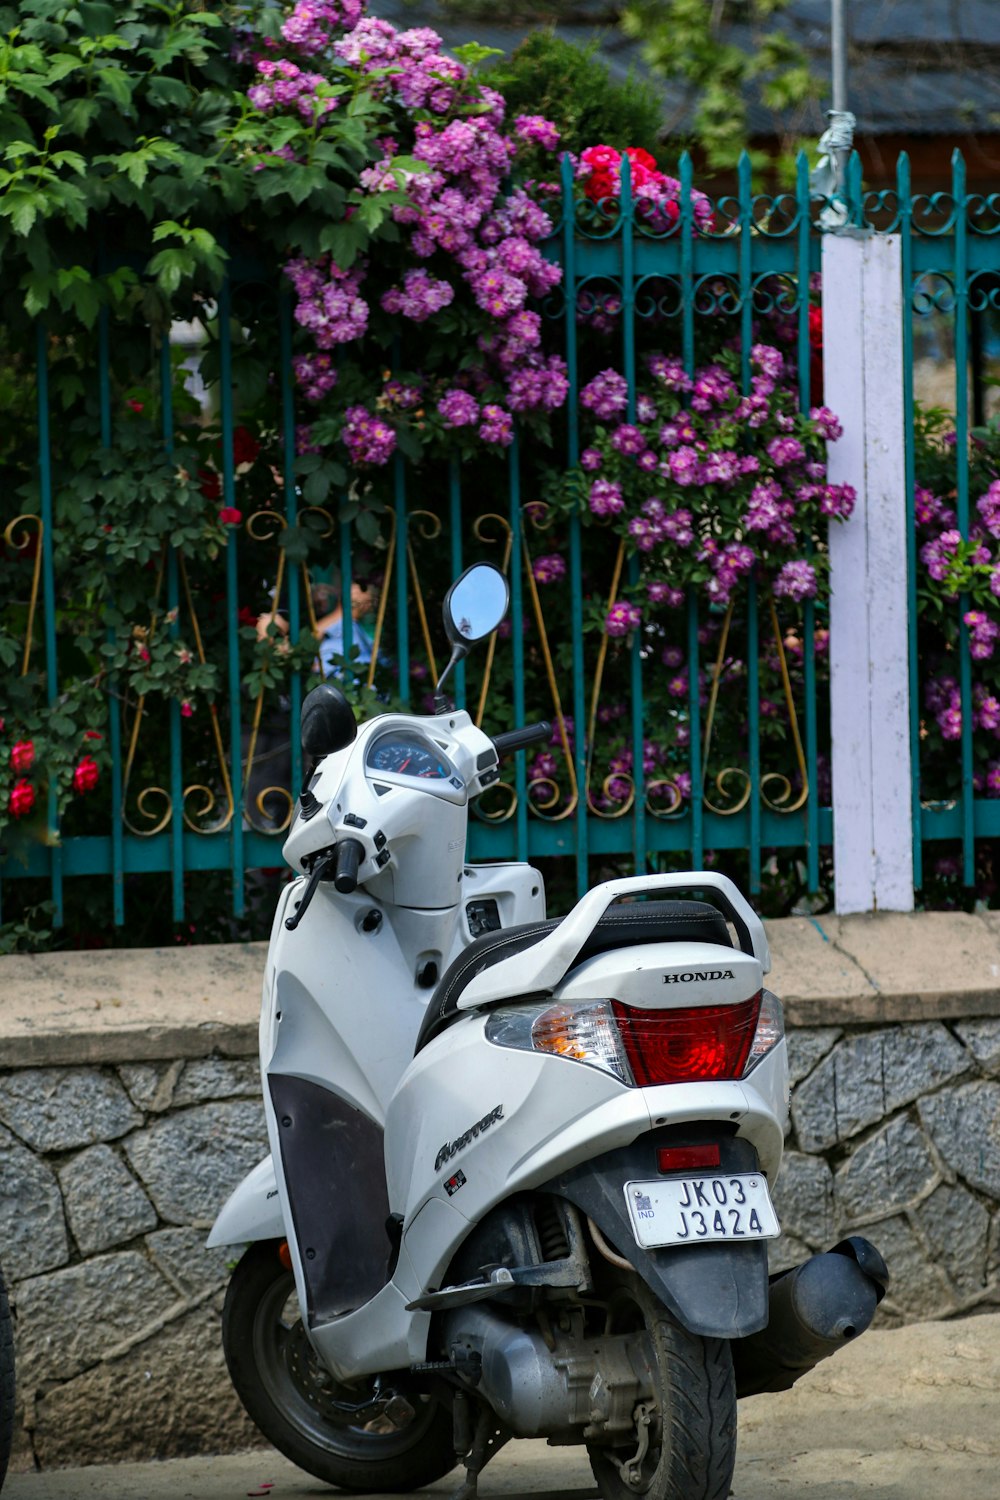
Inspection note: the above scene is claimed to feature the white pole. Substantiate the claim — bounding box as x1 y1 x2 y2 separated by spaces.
825 233 914 912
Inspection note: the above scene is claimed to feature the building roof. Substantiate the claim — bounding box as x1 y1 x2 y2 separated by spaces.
371 0 1000 140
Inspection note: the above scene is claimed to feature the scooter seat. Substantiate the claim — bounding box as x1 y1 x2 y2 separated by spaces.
414 899 731 1054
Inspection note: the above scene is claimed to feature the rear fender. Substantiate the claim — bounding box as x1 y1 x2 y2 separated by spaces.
538 1127 769 1339
207 1154 285 1248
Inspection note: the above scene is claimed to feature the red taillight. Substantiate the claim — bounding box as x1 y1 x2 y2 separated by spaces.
611 995 762 1085
657 1144 721 1172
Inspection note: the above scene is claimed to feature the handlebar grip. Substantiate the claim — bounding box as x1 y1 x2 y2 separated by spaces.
334 838 365 894
492 721 552 758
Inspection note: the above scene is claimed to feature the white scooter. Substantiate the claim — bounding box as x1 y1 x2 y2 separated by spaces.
211 563 887 1500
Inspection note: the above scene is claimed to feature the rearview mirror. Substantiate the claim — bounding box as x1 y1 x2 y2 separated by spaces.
442 564 509 649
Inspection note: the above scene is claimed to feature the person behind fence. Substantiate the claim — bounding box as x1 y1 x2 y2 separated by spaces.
245 570 382 832
255 570 381 680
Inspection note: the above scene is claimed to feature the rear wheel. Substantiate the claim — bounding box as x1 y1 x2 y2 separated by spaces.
586 1272 736 1500
222 1241 457 1492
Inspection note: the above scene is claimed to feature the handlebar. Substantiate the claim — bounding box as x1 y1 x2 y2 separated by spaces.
334 837 365 894
492 722 552 758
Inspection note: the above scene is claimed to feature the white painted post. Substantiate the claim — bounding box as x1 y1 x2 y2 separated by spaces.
824 232 914 912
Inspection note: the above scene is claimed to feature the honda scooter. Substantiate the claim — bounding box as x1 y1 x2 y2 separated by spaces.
211 562 887 1500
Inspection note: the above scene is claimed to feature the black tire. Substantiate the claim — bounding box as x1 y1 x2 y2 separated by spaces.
0 1259 14 1493
222 1241 457 1492
586 1271 736 1500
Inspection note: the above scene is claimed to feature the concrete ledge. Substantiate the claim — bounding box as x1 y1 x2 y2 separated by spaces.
2 911 1000 1067
771 911 1000 1025
0 944 266 1067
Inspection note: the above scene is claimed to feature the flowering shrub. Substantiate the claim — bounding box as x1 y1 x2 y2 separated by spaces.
579 145 714 233
552 346 851 617
911 409 1000 830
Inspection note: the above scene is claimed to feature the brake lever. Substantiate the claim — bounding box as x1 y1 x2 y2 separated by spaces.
285 848 339 931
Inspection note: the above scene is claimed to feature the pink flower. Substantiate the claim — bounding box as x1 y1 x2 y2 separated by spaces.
9 779 34 818
73 755 99 794
606 601 641 637
533 554 566 584
10 739 34 774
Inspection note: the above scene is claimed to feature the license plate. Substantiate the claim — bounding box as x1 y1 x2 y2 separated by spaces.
624 1173 780 1249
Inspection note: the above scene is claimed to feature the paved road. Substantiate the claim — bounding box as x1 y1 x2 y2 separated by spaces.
8 1315 999 1499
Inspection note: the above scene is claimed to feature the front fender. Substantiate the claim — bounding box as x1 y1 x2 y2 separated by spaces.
207 1154 285 1248
539 1127 769 1339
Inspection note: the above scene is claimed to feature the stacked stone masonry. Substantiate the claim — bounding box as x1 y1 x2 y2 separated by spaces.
1 1020 999 1469
0 1058 269 1470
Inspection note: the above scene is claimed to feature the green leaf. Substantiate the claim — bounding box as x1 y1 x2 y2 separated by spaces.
147 245 191 295
1 188 45 236
319 218 367 267
146 75 191 111
452 42 505 69
96 67 135 112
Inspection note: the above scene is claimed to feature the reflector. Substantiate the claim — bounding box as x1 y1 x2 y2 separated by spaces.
611 995 762 1085
657 1144 721 1172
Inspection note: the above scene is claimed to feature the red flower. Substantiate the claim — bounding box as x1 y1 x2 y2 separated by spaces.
586 170 614 202
9 779 35 818
625 146 658 172
73 755 99 794
808 304 823 348
238 605 258 627
218 507 243 526
808 305 824 403
84 729 103 741
10 739 34 774
180 701 193 718
233 426 261 466
198 468 222 500
126 398 144 414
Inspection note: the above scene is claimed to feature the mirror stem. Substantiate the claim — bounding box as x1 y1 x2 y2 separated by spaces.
434 642 466 711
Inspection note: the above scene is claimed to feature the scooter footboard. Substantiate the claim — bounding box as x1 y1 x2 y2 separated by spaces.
538 1129 770 1339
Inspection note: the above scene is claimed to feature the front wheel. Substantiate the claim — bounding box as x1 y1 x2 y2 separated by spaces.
586 1272 736 1500
222 1241 457 1492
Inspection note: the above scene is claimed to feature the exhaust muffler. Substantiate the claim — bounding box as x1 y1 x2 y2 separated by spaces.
733 1236 889 1398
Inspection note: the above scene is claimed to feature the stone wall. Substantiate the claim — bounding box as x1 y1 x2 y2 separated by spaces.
769 1019 1000 1323
0 918 995 1470
1 1009 998 1467
1 1057 270 1471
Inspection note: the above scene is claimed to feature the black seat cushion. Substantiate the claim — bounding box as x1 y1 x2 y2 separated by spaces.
414 899 731 1054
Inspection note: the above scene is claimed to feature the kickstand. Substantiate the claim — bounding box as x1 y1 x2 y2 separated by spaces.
451 1402 511 1500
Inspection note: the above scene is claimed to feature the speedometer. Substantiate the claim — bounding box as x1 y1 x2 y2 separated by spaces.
367 734 451 780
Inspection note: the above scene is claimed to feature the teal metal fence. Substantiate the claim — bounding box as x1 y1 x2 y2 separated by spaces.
2 149 995 931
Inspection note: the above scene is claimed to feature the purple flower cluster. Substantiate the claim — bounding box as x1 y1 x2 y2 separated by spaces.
580 369 629 420
514 115 561 151
965 610 1000 661
291 352 338 402
341 404 397 467
251 1 569 458
576 345 848 606
533 554 566 584
479 403 513 447
926 675 962 740
437 388 479 427
248 58 338 121
380 267 454 322
286 256 368 347
280 1 364 56
773 559 818 602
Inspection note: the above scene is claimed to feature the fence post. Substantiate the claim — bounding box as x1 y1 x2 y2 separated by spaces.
824 232 914 912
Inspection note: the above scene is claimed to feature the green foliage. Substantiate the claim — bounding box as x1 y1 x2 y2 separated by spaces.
621 0 824 178
0 1 398 321
487 31 666 161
